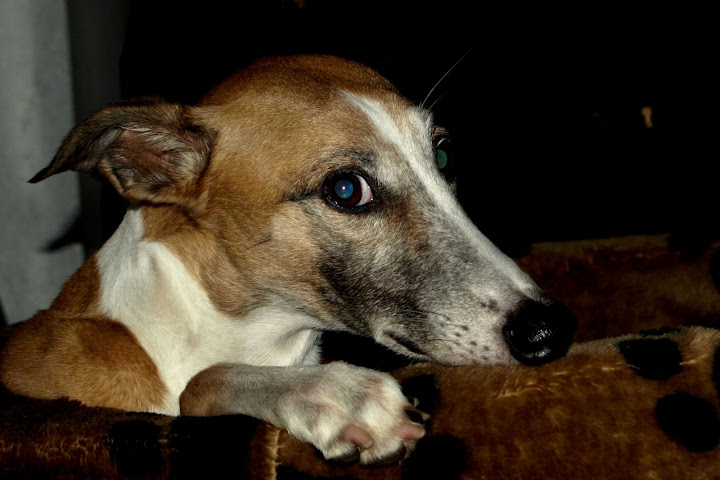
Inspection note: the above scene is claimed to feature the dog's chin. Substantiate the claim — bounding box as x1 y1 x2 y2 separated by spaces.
379 331 431 362
378 330 519 366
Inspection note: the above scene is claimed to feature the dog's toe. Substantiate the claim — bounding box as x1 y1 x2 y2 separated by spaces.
339 423 374 449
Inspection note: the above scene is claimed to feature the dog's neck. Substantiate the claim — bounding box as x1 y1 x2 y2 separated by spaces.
75 206 322 411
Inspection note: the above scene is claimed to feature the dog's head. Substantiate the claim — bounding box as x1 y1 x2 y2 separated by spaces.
33 55 576 366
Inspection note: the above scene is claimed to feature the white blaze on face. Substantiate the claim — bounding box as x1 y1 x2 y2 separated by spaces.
341 91 538 298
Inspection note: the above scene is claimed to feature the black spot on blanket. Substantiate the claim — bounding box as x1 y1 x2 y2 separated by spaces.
713 344 720 400
711 249 720 293
402 435 467 480
169 414 261 479
401 374 439 417
108 419 163 477
618 338 683 380
656 393 720 452
276 464 356 479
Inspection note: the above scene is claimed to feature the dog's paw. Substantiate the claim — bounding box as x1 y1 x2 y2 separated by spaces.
277 362 426 465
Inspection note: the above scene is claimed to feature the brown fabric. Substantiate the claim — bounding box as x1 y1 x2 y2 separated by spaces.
4 327 717 479
274 327 720 479
517 235 720 340
0 384 274 479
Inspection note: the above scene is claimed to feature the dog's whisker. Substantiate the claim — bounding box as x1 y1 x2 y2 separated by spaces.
427 90 449 112
396 309 460 325
399 318 470 332
420 48 472 109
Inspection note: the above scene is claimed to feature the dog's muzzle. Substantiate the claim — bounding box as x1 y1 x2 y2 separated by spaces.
502 299 578 366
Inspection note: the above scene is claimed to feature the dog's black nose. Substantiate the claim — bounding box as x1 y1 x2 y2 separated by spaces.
502 299 578 366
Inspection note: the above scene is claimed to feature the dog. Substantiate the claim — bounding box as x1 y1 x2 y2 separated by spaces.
0 55 577 465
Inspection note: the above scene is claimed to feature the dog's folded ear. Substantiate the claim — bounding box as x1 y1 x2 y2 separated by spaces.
30 98 214 207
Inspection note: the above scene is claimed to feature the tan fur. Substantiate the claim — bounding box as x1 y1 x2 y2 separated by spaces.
146 56 405 318
0 312 167 411
46 255 102 315
0 55 401 410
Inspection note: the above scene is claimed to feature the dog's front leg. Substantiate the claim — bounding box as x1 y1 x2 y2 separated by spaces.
179 361 425 465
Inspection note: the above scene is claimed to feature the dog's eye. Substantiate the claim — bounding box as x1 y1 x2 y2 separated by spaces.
324 172 374 209
434 138 456 180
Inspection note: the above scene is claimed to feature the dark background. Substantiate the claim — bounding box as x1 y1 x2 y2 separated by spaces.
84 2 715 257
0 2 712 339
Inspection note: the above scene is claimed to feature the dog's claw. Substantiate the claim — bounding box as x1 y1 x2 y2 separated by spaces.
405 409 424 425
404 404 430 426
395 421 426 440
326 446 361 464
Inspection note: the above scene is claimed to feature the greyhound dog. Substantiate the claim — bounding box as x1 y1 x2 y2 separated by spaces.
0 55 577 465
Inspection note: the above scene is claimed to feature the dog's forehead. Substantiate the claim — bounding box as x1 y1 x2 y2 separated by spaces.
199 55 398 111
200 56 433 179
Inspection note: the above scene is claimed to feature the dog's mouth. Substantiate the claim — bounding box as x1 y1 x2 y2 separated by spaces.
384 331 428 358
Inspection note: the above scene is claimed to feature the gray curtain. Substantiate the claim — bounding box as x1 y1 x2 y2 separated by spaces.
0 1 82 325
0 0 129 325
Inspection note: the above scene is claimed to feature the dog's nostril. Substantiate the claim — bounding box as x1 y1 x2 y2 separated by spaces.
502 299 578 366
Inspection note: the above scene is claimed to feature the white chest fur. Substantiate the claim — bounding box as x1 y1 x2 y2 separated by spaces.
95 209 321 414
